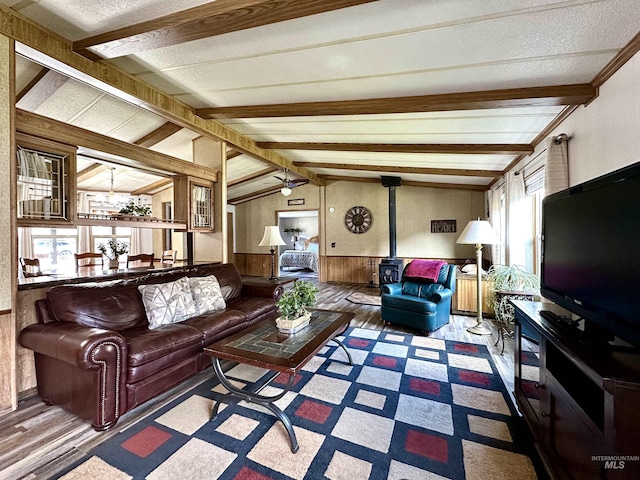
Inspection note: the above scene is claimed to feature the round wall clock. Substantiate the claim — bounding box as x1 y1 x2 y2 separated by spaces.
344 206 372 234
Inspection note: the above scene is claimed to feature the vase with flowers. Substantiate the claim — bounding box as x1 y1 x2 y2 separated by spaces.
98 239 129 269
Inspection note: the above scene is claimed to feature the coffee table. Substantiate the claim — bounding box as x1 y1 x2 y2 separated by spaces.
204 309 354 453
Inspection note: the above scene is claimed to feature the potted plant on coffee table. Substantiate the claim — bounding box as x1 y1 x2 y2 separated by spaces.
97 239 129 269
275 280 318 333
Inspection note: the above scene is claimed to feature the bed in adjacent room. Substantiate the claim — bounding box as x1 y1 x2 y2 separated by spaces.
279 236 319 272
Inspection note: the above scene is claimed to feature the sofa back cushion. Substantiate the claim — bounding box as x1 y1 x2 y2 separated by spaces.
138 276 198 329
401 282 445 301
47 282 147 331
193 263 243 301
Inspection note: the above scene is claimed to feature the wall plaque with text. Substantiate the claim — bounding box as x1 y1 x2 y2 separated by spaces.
431 219 457 233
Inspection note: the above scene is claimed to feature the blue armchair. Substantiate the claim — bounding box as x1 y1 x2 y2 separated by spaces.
381 262 456 334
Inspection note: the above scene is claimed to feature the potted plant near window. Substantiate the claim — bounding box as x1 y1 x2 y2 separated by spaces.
487 264 540 334
275 280 318 333
98 239 129 269
283 227 304 242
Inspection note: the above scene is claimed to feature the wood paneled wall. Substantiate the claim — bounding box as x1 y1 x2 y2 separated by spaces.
321 256 384 284
234 253 272 277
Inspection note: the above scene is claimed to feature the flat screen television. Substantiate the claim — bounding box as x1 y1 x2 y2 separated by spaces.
541 160 640 348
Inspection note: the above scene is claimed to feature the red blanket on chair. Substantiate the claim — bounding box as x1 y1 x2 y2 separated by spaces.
404 260 447 283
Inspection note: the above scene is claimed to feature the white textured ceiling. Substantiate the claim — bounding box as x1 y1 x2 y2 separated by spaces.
5 0 640 201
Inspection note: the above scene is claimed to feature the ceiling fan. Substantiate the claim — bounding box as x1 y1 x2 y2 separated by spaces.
274 169 308 196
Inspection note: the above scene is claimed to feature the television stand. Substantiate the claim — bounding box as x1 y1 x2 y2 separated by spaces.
512 300 640 480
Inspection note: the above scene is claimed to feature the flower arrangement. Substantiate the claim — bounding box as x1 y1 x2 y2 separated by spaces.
97 239 129 260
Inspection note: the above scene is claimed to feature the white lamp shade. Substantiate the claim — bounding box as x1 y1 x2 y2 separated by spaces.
258 226 286 247
281 186 292 196
456 219 501 245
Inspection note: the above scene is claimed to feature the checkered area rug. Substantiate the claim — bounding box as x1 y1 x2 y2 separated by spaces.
53 328 540 480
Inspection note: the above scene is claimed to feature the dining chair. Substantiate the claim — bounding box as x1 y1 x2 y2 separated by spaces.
126 253 154 268
161 250 176 265
20 257 43 277
74 252 104 269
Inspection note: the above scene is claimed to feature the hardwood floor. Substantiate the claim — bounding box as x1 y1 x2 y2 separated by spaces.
0 280 515 480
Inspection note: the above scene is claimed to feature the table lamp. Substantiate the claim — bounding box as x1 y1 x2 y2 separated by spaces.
258 226 286 280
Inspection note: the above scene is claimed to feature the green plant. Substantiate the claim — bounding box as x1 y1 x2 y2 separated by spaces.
276 280 318 320
119 201 152 216
487 264 540 331
283 227 303 234
97 239 129 260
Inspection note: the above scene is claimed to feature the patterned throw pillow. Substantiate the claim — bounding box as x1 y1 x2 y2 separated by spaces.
189 275 226 315
138 276 198 329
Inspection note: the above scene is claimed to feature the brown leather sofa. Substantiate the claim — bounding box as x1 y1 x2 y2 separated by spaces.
19 263 282 431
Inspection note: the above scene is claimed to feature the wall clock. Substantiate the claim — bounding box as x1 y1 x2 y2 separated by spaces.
344 206 372 234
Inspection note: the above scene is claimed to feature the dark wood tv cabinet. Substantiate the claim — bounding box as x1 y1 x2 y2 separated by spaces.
512 300 640 480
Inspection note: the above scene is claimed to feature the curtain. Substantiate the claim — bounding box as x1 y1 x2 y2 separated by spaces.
17 227 33 259
506 171 526 267
77 192 91 253
488 186 503 265
129 227 141 256
544 135 569 195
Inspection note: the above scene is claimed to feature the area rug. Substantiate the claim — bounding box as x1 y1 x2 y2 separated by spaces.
346 292 382 306
52 328 541 480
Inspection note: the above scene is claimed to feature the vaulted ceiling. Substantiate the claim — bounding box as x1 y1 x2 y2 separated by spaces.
4 0 640 203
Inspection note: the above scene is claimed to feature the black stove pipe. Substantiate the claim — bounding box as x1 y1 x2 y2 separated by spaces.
381 176 401 258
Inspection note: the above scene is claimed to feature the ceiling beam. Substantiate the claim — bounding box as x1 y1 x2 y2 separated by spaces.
228 184 283 204
17 109 218 181
226 150 243 160
131 178 173 196
76 163 110 183
134 122 182 148
72 0 377 60
294 162 501 178
15 66 49 102
228 167 278 187
196 84 596 118
319 175 488 192
1 6 322 186
16 69 69 111
256 142 534 155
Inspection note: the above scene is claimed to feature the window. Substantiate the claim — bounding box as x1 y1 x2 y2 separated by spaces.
524 168 545 275
30 227 78 270
91 226 132 257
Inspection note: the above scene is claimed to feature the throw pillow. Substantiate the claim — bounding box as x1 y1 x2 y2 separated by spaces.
138 276 198 329
189 274 226 315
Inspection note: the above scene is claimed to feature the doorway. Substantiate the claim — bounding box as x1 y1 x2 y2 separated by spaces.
277 210 319 279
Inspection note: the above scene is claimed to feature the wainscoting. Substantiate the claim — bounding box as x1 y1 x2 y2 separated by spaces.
235 253 469 285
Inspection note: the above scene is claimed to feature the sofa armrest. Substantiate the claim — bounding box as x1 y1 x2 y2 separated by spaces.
382 283 403 295
19 322 127 370
433 288 453 303
241 282 283 302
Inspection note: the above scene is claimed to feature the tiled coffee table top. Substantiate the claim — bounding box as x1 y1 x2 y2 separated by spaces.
226 311 343 358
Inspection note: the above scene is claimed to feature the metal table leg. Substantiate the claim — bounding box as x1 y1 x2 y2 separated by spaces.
210 357 299 453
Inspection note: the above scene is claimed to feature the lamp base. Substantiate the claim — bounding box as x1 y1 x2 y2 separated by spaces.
467 322 493 335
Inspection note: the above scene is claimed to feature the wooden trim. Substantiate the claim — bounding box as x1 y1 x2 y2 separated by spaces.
196 84 597 118
16 109 219 182
295 161 500 178
226 150 243 160
320 174 488 191
592 31 640 88
228 185 283 204
72 0 377 60
15 70 68 111
134 122 182 148
257 142 534 155
1 7 321 186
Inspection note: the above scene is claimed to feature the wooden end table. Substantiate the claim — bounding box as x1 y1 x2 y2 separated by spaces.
203 309 354 453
